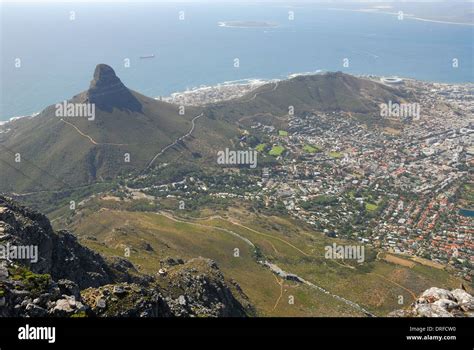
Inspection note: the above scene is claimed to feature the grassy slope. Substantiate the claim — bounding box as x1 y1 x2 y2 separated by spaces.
0 72 408 193
0 92 204 192
207 72 409 123
51 198 466 317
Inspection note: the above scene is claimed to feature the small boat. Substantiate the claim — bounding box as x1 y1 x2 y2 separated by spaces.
140 54 155 59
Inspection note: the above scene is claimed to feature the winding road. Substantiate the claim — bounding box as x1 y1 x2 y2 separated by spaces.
245 81 279 102
156 210 375 317
144 112 203 171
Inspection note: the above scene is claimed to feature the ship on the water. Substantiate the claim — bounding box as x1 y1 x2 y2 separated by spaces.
140 54 155 59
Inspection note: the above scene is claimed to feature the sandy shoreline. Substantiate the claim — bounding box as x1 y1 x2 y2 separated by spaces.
159 70 324 106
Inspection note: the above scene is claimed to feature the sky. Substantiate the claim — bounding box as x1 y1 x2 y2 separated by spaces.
0 0 465 3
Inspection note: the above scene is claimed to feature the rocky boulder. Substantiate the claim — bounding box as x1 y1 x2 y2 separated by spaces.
388 287 474 317
160 258 254 317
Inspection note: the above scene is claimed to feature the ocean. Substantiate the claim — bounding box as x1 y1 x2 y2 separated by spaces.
1 2 473 121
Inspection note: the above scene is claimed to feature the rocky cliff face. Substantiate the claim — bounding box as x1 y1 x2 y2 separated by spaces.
0 196 253 317
0 195 120 288
388 287 474 317
85 64 142 113
81 258 252 317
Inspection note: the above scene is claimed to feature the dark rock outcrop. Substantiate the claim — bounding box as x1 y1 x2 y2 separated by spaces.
0 195 118 288
81 258 253 317
158 258 253 317
85 64 142 113
0 196 253 317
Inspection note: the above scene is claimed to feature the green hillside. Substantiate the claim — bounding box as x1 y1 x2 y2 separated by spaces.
48 195 467 317
0 68 410 194
0 65 208 192
206 72 411 122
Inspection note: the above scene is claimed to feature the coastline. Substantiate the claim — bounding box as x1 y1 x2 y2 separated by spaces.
328 8 474 27
1 71 323 121
0 112 40 127
2 4 472 123
159 70 324 106
3 70 473 123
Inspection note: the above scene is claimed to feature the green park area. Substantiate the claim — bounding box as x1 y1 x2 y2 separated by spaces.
269 145 285 156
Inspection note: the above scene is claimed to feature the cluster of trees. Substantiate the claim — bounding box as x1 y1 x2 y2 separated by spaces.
300 195 338 210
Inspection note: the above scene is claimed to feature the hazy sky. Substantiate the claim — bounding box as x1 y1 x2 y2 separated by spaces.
0 0 462 3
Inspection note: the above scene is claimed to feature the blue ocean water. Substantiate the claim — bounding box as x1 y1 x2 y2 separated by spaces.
1 2 473 120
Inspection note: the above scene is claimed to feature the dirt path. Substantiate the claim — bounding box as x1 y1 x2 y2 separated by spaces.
371 272 417 301
156 211 375 317
272 274 284 311
60 119 128 146
226 218 310 257
244 81 279 102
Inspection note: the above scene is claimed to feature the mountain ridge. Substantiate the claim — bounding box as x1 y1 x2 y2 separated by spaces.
0 195 253 317
0 64 204 192
207 71 411 121
0 65 411 193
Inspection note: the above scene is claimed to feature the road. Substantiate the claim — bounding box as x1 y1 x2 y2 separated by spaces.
156 210 375 317
245 81 279 102
144 112 203 171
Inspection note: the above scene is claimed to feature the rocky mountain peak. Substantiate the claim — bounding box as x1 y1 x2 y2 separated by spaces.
90 64 123 91
86 64 142 113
